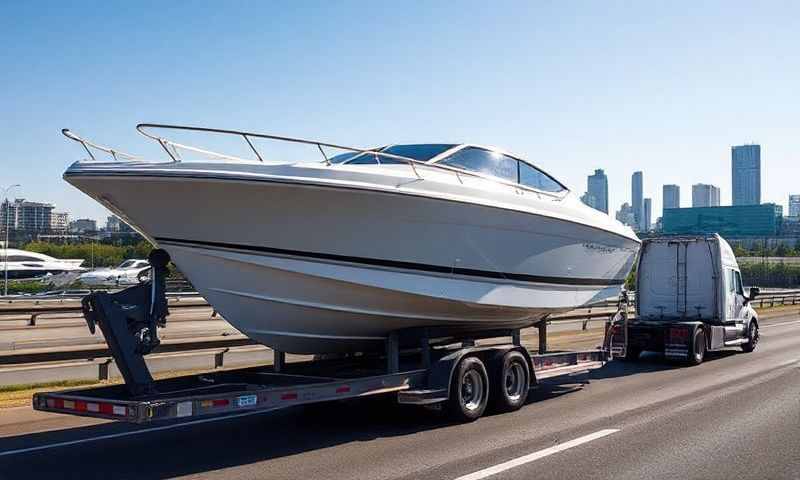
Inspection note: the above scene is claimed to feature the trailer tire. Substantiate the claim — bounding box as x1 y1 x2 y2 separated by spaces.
489 350 530 413
688 328 706 366
447 356 489 422
741 321 759 353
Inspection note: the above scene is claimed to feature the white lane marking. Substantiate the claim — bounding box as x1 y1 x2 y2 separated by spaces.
453 428 619 480
762 320 800 328
0 409 271 458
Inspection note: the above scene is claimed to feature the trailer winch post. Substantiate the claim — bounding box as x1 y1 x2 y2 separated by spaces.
79 249 171 397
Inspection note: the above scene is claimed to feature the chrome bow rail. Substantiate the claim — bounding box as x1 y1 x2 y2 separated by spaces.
135 123 421 170
62 129 141 162
62 124 568 198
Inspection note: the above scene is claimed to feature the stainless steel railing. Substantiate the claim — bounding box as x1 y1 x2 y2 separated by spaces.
63 124 568 198
62 129 141 162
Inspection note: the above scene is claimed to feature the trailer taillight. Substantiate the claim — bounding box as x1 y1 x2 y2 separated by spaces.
670 327 689 341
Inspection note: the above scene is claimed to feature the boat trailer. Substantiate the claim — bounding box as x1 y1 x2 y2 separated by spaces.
33 250 616 424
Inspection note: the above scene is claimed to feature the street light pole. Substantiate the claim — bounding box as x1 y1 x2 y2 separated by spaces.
3 184 21 297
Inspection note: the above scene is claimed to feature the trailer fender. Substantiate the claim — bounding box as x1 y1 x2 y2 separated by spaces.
427 345 533 399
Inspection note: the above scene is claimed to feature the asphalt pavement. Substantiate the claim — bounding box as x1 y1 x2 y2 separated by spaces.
0 312 798 480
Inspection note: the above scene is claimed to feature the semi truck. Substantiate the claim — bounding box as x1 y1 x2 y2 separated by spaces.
612 234 760 365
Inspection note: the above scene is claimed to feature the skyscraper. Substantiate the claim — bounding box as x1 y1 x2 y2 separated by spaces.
790 194 800 217
692 183 720 207
643 198 652 232
586 169 608 214
663 184 680 213
732 144 761 205
632 171 643 231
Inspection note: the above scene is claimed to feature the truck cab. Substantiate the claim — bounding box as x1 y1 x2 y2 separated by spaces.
623 234 760 364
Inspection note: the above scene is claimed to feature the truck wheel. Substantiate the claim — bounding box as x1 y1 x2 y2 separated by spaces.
688 329 706 366
741 322 759 353
447 356 489 422
489 350 530 413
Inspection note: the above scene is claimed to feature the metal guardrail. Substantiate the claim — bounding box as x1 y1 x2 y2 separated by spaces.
0 337 256 365
0 296 213 326
754 290 800 308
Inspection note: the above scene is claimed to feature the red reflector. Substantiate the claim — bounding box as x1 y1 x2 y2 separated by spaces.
281 393 298 401
99 403 114 415
336 386 350 394
212 399 229 407
75 401 88 412
53 399 64 409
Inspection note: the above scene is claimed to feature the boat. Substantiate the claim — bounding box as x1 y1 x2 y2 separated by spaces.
0 248 86 282
61 124 641 354
78 258 150 287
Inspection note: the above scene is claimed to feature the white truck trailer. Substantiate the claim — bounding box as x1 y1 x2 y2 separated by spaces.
613 234 760 365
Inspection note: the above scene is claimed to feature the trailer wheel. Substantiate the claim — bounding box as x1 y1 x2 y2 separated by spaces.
489 350 530 413
741 321 759 353
447 356 489 422
688 328 706 366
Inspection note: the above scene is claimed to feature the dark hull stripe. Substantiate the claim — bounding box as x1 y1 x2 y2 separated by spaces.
156 236 626 287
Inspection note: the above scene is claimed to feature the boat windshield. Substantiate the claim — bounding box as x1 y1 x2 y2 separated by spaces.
436 147 566 193
329 144 456 165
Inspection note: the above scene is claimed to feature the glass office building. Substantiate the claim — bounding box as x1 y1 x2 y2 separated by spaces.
662 204 783 237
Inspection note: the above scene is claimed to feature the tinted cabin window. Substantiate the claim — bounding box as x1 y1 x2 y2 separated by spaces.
329 152 361 164
734 271 744 295
438 147 518 182
343 144 456 165
346 153 381 165
5 256 43 262
518 161 565 192
381 144 455 163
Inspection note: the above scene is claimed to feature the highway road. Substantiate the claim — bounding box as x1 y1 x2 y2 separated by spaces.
0 311 798 479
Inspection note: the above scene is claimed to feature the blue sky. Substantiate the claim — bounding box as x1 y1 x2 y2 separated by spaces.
2 1 798 223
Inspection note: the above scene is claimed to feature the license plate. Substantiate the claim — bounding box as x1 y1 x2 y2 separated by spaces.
237 395 257 407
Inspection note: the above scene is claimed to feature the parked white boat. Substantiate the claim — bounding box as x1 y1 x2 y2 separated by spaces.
78 259 150 287
0 248 85 282
62 125 640 353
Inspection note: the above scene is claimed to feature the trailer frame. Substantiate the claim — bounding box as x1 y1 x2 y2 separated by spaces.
32 250 613 424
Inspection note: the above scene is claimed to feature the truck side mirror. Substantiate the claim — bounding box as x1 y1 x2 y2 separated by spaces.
748 287 760 301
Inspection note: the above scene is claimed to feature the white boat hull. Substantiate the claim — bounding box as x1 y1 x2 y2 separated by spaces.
65 163 639 353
